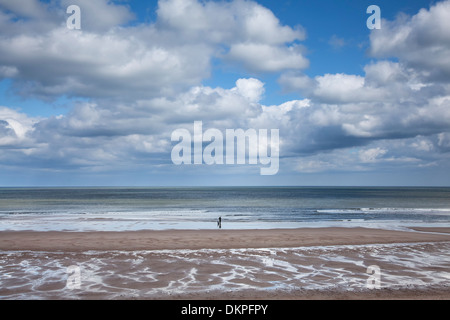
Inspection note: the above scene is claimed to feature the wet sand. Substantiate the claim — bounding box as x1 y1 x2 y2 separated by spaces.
1 227 450 252
1 227 449 300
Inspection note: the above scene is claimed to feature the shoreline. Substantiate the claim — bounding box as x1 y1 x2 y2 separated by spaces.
1 227 450 252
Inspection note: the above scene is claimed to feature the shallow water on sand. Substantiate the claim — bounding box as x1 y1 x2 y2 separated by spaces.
1 241 449 299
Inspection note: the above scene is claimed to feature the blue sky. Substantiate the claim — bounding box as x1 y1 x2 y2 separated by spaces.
0 0 450 186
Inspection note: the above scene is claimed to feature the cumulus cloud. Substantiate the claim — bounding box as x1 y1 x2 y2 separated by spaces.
1 0 450 180
155 0 309 74
1 78 270 171
0 0 60 35
60 0 135 32
359 147 387 163
369 0 450 81
227 43 308 73
0 0 308 101
233 78 265 103
0 26 212 100
156 0 305 44
267 0 450 177
0 107 36 146
276 1 450 156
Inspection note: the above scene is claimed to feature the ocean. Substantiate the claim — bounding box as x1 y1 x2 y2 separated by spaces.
1 187 449 231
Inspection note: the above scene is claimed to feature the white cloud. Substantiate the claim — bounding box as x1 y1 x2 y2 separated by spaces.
411 138 434 152
314 74 363 100
296 159 337 173
0 66 18 78
0 107 36 147
342 115 382 138
278 72 315 93
369 0 450 81
273 1 450 161
233 78 265 103
156 0 305 44
437 132 450 151
359 147 387 163
60 0 135 32
145 0 309 73
1 0 450 180
239 2 305 45
0 0 308 101
0 26 212 99
227 43 308 73
9 78 267 171
363 61 406 86
0 0 53 21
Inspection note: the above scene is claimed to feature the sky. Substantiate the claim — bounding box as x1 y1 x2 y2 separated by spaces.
0 0 450 187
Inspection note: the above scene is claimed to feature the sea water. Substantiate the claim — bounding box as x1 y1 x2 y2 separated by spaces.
0 187 449 231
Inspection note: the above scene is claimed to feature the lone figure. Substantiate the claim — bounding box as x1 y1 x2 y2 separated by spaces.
217 216 222 229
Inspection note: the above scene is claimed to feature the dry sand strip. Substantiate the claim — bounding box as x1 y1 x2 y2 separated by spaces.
1 227 450 252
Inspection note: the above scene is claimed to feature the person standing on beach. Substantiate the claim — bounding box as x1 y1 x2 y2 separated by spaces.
217 216 222 229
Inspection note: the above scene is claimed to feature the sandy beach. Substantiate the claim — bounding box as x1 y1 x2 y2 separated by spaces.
1 227 450 251
1 227 449 300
